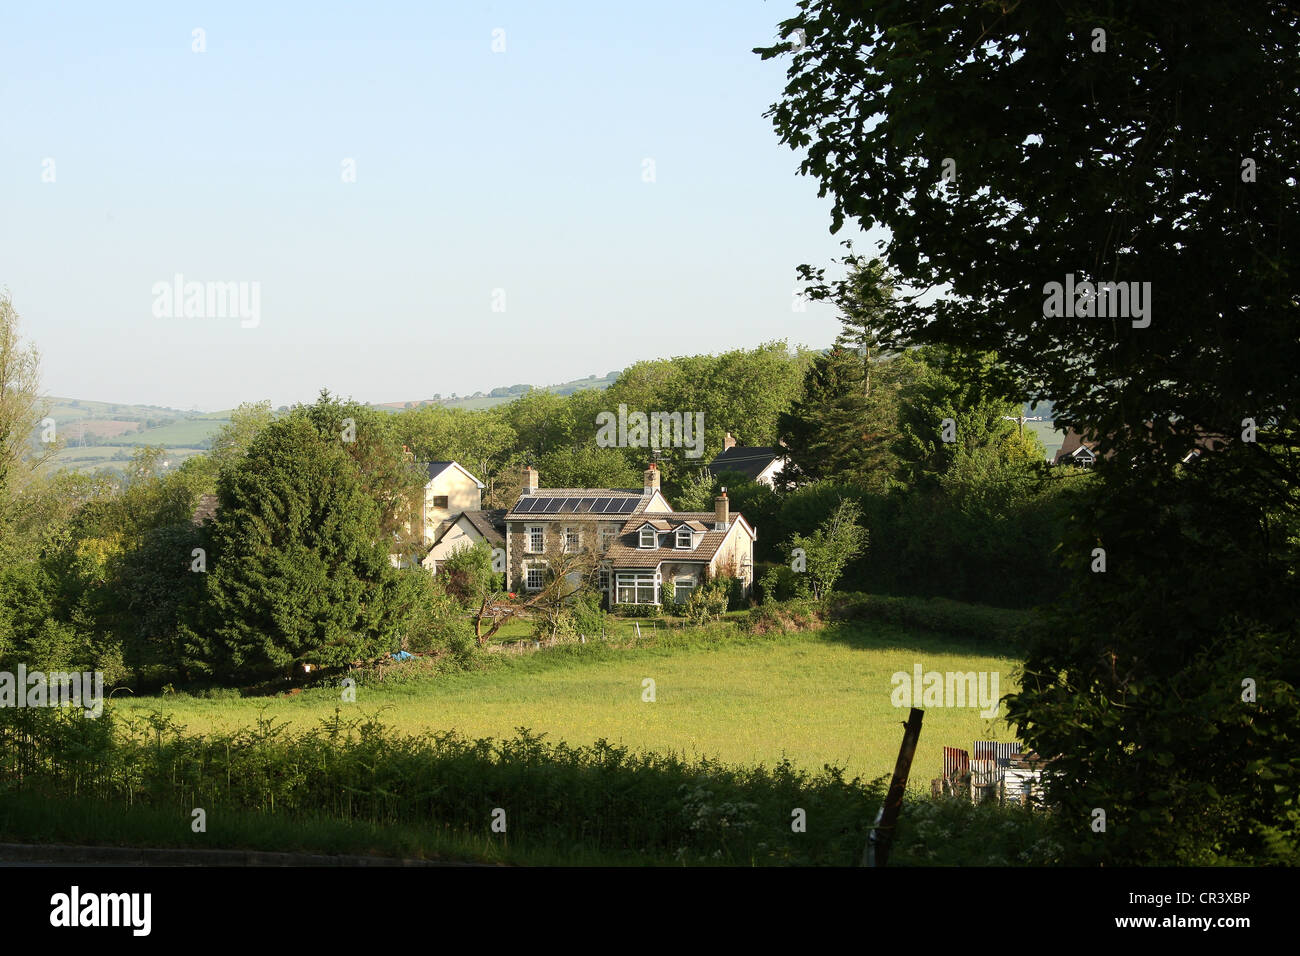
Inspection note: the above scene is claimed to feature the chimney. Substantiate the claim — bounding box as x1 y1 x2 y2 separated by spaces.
523 465 539 494
643 462 660 497
714 488 729 530
724 432 737 451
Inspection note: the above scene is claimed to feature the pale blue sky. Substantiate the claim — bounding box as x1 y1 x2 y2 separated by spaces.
1 1 870 410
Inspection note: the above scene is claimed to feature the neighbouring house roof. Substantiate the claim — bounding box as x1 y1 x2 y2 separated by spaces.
191 493 219 525
460 509 506 547
1053 425 1228 466
1053 429 1099 465
422 460 486 488
707 446 784 482
431 509 506 549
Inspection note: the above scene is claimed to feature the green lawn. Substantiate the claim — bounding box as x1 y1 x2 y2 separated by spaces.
115 623 1020 788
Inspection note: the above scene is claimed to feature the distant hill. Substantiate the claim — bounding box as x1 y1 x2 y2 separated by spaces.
42 397 231 475
40 372 623 474
374 371 621 411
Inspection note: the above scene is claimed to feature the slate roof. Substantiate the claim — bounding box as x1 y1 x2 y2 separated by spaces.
460 509 506 547
422 460 485 487
431 509 506 548
707 446 784 482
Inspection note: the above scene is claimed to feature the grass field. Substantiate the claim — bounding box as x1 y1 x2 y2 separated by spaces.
114 622 1020 788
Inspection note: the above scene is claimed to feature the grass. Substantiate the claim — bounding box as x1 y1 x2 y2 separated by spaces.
0 790 570 865
114 621 1020 789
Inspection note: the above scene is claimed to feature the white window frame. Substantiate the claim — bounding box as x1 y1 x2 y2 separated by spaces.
524 561 547 592
563 526 581 553
598 527 616 551
639 527 656 549
675 528 693 550
616 571 660 605
526 524 545 554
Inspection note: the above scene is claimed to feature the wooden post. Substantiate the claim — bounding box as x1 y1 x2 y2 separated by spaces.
863 707 924 867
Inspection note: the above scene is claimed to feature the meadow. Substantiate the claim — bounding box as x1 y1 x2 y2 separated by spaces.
113 621 1021 788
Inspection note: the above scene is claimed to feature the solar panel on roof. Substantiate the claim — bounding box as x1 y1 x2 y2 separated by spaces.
559 498 579 513
573 497 594 513
543 498 564 513
590 497 611 512
515 497 537 514
619 498 639 513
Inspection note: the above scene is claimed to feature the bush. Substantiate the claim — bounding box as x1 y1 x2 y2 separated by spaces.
757 563 808 603
568 591 607 637
825 592 1028 645
681 576 731 625
0 706 881 866
394 571 476 659
744 599 825 635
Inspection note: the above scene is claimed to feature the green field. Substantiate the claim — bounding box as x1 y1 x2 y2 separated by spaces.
115 623 1020 788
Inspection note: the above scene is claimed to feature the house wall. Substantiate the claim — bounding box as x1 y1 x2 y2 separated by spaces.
423 517 484 570
507 518 626 592
424 472 482 543
660 561 708 603
709 523 755 593
756 459 786 487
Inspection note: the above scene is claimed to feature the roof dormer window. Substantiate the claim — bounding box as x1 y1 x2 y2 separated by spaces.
675 528 693 550
639 527 657 549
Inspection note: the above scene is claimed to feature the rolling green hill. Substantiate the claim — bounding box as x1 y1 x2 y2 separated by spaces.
39 372 621 474
42 396 228 475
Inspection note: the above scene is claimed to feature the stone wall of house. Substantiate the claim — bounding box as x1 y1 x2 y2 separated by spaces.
507 518 617 593
505 522 536 592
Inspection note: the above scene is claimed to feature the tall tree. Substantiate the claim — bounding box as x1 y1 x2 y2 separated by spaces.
758 0 1300 863
0 293 56 549
194 418 406 680
758 0 1298 471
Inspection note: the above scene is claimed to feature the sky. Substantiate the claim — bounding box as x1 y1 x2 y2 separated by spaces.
0 1 873 411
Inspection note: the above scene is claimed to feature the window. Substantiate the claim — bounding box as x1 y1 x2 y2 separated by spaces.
674 575 697 603
639 527 657 549
527 525 544 553
525 562 547 591
675 528 693 550
616 571 658 605
598 527 616 551
598 568 610 593
564 527 581 553
432 496 449 508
